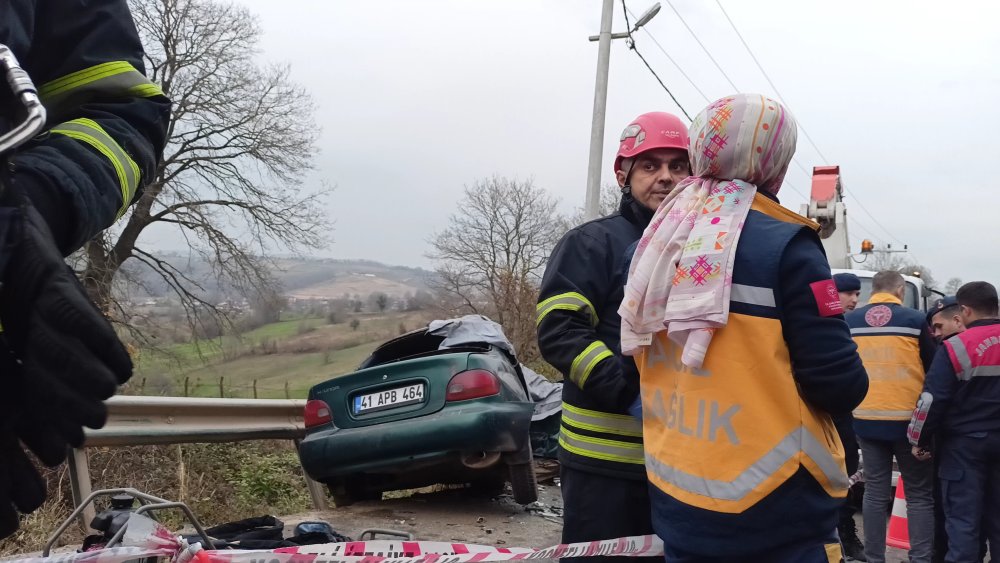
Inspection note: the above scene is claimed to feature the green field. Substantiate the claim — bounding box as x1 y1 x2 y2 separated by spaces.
132 312 431 399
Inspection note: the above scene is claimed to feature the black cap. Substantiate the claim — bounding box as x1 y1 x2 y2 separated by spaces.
927 295 959 323
833 273 861 292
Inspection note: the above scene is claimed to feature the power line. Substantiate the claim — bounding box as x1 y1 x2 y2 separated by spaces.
662 0 739 92
622 2 693 121
626 7 710 103
712 0 827 162
713 0 908 247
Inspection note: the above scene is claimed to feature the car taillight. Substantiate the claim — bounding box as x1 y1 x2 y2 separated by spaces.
304 399 332 428
446 369 500 402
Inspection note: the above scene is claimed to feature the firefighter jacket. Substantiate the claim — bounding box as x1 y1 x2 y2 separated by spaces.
1 0 170 254
909 319 1000 448
846 293 936 442
635 193 869 558
536 196 650 480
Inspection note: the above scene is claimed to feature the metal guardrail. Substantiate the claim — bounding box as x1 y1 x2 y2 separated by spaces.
84 396 307 447
67 396 327 535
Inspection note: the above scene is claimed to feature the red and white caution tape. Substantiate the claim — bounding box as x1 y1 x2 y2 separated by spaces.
194 534 663 563
4 514 662 563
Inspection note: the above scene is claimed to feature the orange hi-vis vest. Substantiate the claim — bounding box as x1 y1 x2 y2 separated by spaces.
849 294 926 422
636 195 848 514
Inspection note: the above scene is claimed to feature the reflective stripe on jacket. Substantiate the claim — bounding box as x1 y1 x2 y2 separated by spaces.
639 193 868 557
537 197 649 478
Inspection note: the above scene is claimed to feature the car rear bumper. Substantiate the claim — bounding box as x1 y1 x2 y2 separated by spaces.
299 401 535 481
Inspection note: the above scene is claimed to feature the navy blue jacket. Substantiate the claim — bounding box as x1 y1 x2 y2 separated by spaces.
537 197 651 479
2 0 170 253
846 299 935 441
630 193 868 557
912 319 1000 449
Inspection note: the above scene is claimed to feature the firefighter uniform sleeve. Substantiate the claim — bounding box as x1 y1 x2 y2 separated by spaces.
908 347 957 449
778 230 869 415
11 0 170 254
537 229 636 412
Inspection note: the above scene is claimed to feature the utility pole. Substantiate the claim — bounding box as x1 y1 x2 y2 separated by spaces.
585 0 615 221
585 2 661 220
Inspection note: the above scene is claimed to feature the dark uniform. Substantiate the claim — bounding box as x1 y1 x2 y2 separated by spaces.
0 0 169 536
537 197 654 563
2 0 170 253
909 319 1000 562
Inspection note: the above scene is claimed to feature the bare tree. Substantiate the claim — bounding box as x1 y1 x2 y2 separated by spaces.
429 177 565 363
81 0 330 342
862 252 936 289
944 277 963 294
570 184 621 226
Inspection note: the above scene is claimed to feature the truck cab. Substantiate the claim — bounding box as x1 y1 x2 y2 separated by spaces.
831 268 930 312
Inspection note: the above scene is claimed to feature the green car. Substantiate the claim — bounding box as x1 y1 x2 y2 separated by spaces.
298 326 539 506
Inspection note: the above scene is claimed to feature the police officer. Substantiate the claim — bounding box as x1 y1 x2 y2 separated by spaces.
0 0 170 536
537 111 689 563
909 282 1000 563
928 296 965 343
622 94 868 562
923 295 987 563
847 271 937 563
834 272 865 561
835 272 862 313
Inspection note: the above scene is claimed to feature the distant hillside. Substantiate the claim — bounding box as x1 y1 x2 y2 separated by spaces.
120 254 437 302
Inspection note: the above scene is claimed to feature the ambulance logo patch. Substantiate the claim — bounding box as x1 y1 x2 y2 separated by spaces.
865 304 893 327
810 279 844 317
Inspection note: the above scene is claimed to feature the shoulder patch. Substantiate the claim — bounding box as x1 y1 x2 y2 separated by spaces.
810 279 844 317
865 305 893 327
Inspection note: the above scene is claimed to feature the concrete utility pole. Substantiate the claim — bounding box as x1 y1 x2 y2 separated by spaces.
585 1 661 220
585 0 615 221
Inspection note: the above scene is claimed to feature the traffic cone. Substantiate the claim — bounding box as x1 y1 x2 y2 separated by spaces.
886 476 910 550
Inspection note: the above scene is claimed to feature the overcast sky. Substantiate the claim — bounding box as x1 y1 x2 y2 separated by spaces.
223 0 1000 286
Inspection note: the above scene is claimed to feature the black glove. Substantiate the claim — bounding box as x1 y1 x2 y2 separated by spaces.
0 422 46 538
0 186 133 467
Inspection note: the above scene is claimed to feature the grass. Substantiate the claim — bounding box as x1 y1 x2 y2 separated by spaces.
131 311 432 398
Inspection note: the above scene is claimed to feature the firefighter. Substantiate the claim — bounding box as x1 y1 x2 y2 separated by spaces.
536 111 689 563
846 271 936 563
834 272 865 561
0 0 170 536
621 93 868 562
910 283 999 563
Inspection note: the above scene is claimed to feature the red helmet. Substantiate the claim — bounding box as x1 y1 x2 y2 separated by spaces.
614 112 689 173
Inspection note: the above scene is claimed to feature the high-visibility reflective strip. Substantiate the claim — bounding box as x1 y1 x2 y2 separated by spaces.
960 365 1000 381
854 408 915 420
730 284 775 308
570 341 613 388
39 61 164 112
850 326 921 336
559 426 644 464
536 292 598 327
948 335 972 377
51 118 140 218
562 402 643 437
907 391 933 446
645 426 848 502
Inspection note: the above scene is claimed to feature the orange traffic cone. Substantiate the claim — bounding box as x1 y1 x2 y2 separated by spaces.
886 476 910 550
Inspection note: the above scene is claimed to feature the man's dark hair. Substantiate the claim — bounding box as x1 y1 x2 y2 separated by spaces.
872 270 905 294
956 281 1000 317
934 304 962 320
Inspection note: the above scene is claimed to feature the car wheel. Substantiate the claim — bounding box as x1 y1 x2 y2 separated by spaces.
508 462 538 504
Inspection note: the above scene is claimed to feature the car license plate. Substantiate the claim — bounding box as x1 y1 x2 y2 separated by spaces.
354 383 425 414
